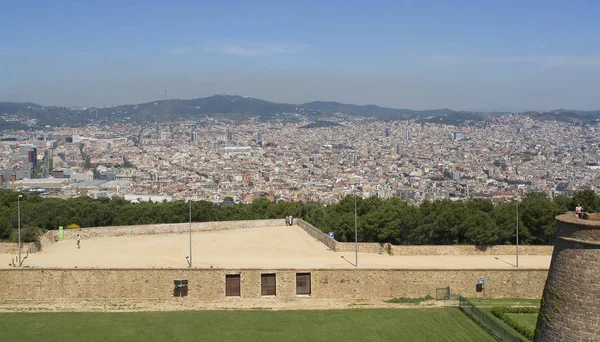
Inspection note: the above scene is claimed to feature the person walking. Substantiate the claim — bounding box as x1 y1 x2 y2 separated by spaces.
77 234 81 249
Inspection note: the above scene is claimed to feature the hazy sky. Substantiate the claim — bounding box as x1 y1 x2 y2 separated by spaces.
1 0 600 110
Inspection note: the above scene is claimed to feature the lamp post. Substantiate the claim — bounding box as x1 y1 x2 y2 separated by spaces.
354 191 358 268
17 195 22 267
189 199 192 268
515 197 519 267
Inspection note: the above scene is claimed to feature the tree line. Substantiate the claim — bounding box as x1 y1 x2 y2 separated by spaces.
0 189 598 245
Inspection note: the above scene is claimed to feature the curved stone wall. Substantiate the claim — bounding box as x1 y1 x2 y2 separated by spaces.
534 213 600 341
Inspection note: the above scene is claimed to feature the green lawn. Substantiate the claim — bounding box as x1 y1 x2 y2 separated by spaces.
507 313 538 331
0 308 495 342
466 298 540 342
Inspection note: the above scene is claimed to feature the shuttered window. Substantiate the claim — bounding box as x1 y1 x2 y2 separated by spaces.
296 273 311 295
261 274 276 296
226 274 241 297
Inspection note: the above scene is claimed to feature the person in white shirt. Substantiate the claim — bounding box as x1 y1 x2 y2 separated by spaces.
575 203 584 219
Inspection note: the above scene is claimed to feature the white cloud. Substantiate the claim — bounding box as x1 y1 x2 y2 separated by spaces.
204 42 309 56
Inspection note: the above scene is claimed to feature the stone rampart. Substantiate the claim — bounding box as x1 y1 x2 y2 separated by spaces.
296 220 552 256
335 242 390 254
389 245 553 256
296 219 336 251
534 213 600 341
38 219 283 247
0 268 547 300
0 242 39 254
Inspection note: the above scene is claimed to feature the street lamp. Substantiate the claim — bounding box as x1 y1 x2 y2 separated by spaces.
17 195 22 267
515 197 519 267
354 190 358 267
189 199 193 268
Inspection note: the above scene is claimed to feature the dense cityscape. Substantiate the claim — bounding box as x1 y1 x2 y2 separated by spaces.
1 108 598 205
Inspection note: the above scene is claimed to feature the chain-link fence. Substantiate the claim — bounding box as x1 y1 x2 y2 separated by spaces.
458 296 524 342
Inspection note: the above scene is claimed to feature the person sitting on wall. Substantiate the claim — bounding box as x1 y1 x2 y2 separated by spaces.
285 216 289 226
576 203 584 219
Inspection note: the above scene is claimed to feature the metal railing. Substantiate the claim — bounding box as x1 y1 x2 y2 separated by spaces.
458 296 524 342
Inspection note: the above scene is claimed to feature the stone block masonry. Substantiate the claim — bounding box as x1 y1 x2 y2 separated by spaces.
0 242 38 254
0 268 548 301
296 219 552 256
534 213 600 342
38 219 283 248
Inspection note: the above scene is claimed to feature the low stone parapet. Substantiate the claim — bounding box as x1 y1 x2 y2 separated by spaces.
295 219 336 251
389 245 553 256
39 219 283 247
0 242 39 254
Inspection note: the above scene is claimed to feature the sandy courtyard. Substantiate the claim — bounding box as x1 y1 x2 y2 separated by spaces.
1 226 551 269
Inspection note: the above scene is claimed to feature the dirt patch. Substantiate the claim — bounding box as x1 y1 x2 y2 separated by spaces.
0 298 446 313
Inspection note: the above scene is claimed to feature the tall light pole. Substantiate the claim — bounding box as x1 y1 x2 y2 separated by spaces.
189 199 193 268
515 197 519 267
354 191 358 267
17 195 22 267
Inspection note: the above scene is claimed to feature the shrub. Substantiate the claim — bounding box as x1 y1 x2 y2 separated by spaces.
491 306 539 341
66 224 80 229
385 295 434 304
9 227 43 243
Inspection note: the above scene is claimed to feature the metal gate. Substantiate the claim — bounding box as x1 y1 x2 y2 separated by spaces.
436 286 451 300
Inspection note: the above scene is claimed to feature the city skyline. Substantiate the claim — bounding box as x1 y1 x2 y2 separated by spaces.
1 1 600 110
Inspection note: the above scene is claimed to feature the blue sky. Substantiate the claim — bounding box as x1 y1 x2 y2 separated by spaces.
1 0 599 110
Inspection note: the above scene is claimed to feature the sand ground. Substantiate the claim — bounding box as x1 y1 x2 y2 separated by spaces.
1 225 550 270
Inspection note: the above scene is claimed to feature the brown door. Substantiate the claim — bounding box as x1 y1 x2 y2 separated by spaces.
226 274 241 296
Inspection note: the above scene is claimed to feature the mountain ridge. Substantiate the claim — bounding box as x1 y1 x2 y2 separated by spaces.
1 94 599 129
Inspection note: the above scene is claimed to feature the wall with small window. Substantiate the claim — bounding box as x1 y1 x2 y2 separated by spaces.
261 273 276 296
0 268 548 301
225 274 241 297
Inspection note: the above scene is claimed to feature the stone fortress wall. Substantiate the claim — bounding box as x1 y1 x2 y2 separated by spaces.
295 219 552 256
0 242 38 254
0 268 548 301
0 219 554 301
38 219 284 247
31 218 552 256
534 213 600 341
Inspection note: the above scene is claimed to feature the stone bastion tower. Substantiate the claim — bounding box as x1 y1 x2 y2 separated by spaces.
534 213 600 341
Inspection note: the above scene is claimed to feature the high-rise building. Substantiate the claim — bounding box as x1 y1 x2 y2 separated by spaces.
396 142 403 155
257 132 263 146
453 132 463 141
160 132 170 140
190 132 197 142
19 144 37 170
385 127 390 137
405 129 410 142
